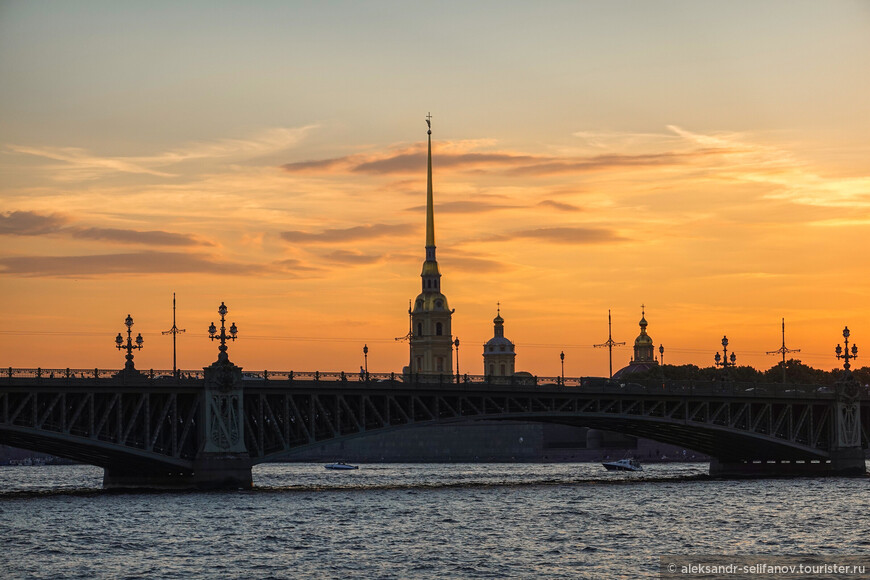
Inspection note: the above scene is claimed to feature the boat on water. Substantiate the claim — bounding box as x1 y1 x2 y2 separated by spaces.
324 462 359 470
602 458 643 472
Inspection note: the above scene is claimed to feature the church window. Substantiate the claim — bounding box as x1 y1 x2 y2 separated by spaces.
417 323 423 337
435 300 443 308
488 364 494 375
436 322 443 336
416 356 422 371
499 345 505 352
500 363 505 376
436 357 444 371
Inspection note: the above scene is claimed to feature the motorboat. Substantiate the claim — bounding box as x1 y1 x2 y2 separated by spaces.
324 462 359 470
602 458 643 472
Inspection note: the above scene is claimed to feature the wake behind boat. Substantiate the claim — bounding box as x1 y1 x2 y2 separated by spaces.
602 458 642 472
324 462 358 470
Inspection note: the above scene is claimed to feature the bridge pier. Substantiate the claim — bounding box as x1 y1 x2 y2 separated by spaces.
710 451 866 478
103 461 253 490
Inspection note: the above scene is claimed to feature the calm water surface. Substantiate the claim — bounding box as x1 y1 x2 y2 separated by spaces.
1 462 869 578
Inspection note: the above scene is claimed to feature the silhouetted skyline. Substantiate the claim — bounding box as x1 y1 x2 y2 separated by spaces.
1 2 868 374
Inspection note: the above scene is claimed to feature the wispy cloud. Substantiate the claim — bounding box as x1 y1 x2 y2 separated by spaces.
70 227 211 247
280 223 414 244
273 258 323 272
537 200 581 212
5 145 175 178
320 250 383 265
6 126 316 181
504 226 627 245
442 255 511 273
667 125 870 209
404 200 519 214
0 252 269 277
0 210 210 247
282 138 736 178
0 211 69 235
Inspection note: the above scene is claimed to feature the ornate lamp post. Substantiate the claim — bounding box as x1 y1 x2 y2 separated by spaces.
835 326 858 372
714 335 736 370
659 344 665 382
115 314 143 375
454 337 460 384
363 344 369 381
560 351 565 385
208 302 238 365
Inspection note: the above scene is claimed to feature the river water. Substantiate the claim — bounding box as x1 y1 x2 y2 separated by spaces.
1 462 869 579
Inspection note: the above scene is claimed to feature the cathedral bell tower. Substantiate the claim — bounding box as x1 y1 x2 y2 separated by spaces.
483 305 516 377
409 115 454 376
631 307 656 364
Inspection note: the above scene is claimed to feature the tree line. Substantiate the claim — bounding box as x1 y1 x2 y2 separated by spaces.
625 359 870 385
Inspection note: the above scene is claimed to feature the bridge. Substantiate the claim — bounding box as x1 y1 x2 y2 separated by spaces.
1 360 867 488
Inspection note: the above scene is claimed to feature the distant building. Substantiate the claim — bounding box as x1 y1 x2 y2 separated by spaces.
408 120 454 375
483 306 516 377
612 308 658 379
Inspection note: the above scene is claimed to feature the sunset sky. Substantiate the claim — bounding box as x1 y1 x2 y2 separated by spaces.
2 1 869 377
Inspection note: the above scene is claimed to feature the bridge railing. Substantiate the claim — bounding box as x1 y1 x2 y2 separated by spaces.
1 367 857 398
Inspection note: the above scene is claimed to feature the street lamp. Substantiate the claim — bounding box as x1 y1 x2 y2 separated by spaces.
560 351 565 385
363 344 369 381
454 338 460 384
208 301 238 364
659 344 665 382
714 335 736 370
835 326 858 371
115 314 143 374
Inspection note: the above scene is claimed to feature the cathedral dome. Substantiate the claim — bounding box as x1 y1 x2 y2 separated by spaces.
413 292 450 313
635 332 653 346
484 307 514 351
485 335 514 349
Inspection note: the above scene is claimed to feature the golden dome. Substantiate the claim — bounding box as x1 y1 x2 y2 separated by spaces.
413 292 450 313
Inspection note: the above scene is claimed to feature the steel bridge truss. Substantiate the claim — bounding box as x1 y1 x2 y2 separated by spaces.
0 380 862 475
242 384 842 463
0 386 201 471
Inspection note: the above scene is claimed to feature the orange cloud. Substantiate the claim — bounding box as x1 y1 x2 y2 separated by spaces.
0 210 70 235
279 223 415 244
281 140 738 178
489 226 627 245
0 252 270 277
0 210 211 247
404 200 520 214
537 200 582 212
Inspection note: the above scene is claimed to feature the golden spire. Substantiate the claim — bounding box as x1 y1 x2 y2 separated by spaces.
426 113 435 250
420 113 441 283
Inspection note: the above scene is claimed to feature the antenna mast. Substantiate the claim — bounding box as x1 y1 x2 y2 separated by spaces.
162 292 186 377
766 318 800 384
594 309 625 379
